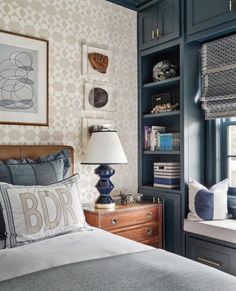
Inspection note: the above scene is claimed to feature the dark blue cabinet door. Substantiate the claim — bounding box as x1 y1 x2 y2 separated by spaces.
162 194 181 254
186 235 236 276
157 0 180 44
187 0 236 36
139 6 157 50
139 0 180 50
141 189 181 254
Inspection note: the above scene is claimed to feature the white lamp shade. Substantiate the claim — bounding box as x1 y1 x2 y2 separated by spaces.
81 131 128 165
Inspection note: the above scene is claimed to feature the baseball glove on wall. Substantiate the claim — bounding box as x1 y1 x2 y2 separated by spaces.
88 53 109 74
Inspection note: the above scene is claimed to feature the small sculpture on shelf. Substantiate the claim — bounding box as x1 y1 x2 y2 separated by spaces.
151 102 180 114
119 192 143 205
150 93 180 114
152 60 177 81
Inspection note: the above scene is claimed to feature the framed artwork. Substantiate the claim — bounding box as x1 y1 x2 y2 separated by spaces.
0 30 48 126
81 44 112 80
81 118 115 152
83 81 115 112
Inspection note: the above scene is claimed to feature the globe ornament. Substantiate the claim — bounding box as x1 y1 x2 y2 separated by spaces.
153 60 177 81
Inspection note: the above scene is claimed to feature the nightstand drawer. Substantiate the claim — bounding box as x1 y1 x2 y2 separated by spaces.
112 222 161 246
100 207 161 230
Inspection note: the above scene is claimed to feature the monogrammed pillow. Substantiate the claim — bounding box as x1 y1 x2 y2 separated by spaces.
0 174 87 248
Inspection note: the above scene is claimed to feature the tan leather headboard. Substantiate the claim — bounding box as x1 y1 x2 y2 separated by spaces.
0 145 74 174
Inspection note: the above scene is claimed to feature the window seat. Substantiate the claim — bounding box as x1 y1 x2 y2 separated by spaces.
184 219 236 244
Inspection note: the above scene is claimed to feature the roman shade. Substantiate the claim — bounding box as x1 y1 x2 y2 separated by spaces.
201 33 236 119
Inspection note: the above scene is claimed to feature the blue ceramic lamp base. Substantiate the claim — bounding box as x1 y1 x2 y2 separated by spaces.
95 165 115 209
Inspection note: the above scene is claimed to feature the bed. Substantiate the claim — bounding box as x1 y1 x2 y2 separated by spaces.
0 145 236 291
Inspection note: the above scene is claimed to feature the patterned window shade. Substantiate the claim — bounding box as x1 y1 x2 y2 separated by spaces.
201 34 236 119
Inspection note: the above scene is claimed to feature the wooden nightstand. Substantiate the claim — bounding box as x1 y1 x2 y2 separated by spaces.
83 203 163 248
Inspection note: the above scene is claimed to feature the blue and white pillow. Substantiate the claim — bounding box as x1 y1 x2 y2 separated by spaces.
0 174 87 249
188 179 229 221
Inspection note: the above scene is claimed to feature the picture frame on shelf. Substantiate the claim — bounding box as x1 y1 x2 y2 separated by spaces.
0 30 48 126
81 117 115 152
81 44 112 80
83 81 115 112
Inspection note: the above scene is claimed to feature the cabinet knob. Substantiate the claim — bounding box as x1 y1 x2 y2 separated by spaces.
146 228 153 236
146 212 152 219
229 0 233 11
111 218 118 225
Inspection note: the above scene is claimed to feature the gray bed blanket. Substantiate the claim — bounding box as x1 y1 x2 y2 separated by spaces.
0 249 236 291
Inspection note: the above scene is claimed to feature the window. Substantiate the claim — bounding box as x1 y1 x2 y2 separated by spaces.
222 119 236 186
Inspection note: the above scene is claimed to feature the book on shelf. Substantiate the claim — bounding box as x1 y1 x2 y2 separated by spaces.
144 126 166 151
159 133 180 151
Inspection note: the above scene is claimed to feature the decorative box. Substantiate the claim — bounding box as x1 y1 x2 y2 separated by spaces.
151 92 179 114
153 162 180 189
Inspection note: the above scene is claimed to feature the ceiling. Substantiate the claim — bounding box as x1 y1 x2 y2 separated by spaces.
106 0 153 10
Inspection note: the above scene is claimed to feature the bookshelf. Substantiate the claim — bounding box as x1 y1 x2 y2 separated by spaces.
139 43 182 253
137 0 205 257
140 44 181 189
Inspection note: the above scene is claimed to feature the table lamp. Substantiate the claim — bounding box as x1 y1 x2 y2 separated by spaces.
81 130 128 209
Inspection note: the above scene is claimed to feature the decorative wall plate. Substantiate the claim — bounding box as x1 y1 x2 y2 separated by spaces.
88 87 108 108
84 81 115 112
88 53 109 74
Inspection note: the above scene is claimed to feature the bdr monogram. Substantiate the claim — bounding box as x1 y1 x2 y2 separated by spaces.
19 188 78 234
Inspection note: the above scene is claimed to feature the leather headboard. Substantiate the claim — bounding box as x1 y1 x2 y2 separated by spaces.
0 145 74 174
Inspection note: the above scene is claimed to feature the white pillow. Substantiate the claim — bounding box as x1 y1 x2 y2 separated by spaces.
188 179 229 221
0 174 87 248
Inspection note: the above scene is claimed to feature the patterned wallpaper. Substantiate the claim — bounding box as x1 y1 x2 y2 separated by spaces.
0 0 137 202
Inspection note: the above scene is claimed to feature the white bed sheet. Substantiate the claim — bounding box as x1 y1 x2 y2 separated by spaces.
0 228 152 282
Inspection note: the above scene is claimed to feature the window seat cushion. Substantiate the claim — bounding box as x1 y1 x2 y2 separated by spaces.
184 219 236 244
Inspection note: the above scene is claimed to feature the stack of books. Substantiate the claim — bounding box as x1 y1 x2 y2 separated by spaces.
144 126 166 151
144 126 180 151
159 133 180 151
153 162 180 189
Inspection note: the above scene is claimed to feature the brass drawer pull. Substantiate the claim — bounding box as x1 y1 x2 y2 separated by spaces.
147 228 153 236
146 212 152 219
197 257 222 267
151 30 155 39
111 218 118 225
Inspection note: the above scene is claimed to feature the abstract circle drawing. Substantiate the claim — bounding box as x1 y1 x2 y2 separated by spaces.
0 50 36 111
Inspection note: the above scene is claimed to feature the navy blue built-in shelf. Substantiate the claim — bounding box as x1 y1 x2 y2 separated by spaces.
143 110 180 119
143 76 180 89
141 185 181 194
144 150 180 155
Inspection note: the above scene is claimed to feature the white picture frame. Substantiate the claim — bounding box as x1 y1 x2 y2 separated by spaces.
0 30 48 126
